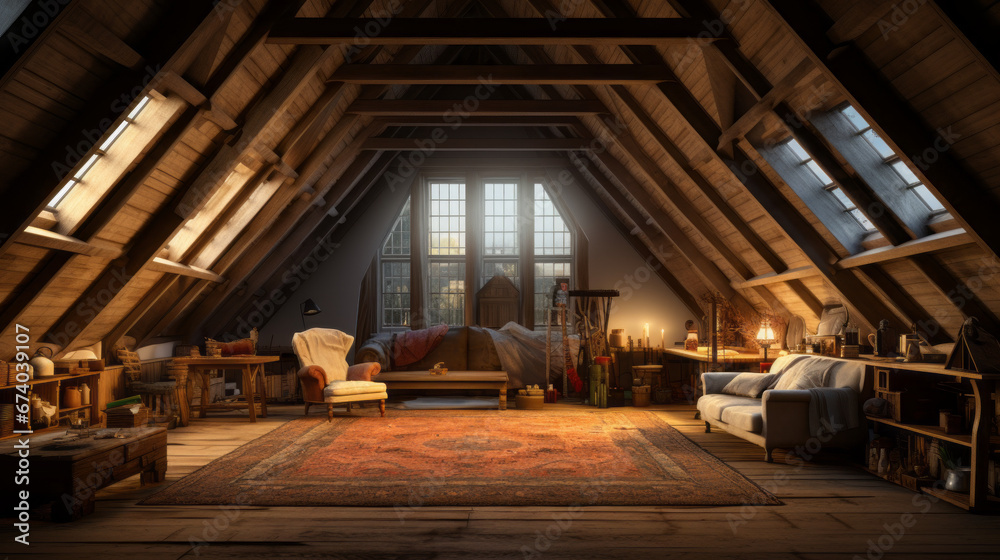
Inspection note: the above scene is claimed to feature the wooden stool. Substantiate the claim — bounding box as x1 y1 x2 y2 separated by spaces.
129 381 178 428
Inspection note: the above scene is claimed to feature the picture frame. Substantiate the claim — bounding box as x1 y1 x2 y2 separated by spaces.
815 335 840 358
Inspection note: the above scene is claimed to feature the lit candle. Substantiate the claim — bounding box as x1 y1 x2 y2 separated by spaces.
643 323 649 348
661 329 665 349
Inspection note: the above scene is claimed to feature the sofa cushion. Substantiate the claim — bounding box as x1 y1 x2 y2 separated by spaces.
721 406 764 433
323 380 388 397
773 356 833 391
467 326 502 370
409 328 469 370
721 373 778 398
698 394 761 422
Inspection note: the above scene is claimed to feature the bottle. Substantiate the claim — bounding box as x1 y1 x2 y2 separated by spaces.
878 449 889 476
80 382 91 406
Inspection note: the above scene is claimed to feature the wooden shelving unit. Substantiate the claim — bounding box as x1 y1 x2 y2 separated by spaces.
0 371 102 439
865 363 998 512
866 416 1000 447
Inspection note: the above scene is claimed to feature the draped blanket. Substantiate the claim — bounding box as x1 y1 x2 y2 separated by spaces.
486 322 580 388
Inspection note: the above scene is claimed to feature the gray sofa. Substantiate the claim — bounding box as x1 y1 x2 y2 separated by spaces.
697 354 870 462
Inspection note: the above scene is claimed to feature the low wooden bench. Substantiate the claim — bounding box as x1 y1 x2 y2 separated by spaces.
377 370 508 410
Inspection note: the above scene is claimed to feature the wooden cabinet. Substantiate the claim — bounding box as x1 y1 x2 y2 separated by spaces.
0 371 102 439
864 361 998 512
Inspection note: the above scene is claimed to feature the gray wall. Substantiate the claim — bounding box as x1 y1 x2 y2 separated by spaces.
260 174 696 359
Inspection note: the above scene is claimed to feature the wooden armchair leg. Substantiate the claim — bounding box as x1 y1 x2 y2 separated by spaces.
304 402 311 415
327 404 334 422
379 400 386 417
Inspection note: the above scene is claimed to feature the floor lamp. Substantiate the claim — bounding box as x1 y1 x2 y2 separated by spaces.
300 298 321 329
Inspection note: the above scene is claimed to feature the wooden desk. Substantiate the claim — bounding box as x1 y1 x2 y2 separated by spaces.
661 347 764 367
377 370 509 410
171 356 279 422
0 427 166 520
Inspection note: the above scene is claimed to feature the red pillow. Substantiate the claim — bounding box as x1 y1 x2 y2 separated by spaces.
393 324 448 367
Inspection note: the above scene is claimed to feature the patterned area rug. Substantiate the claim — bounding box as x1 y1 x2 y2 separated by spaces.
142 409 780 507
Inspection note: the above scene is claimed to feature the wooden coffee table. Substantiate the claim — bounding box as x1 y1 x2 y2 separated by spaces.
377 370 509 410
0 427 167 521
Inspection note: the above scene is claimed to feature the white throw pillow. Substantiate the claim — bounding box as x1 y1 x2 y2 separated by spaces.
722 373 779 398
773 358 833 391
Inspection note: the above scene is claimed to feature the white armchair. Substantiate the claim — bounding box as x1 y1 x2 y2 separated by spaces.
292 328 387 420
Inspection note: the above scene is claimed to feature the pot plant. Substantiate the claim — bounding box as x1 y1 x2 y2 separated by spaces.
937 444 971 493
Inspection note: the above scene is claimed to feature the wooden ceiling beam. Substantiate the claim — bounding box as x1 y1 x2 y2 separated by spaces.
858 264 954 345
155 0 459 341
103 276 187 353
213 152 398 337
763 0 1000 263
910 255 1000 336
415 156 572 168
61 6 145 69
716 58 818 150
574 116 756 281
519 0 788 279
837 229 976 269
786 279 825 318
0 0 222 260
731 266 819 289
360 137 590 151
776 101 913 246
148 258 225 283
653 0 773 97
116 0 452 344
17 227 122 259
267 17 721 45
189 146 383 340
374 116 579 127
41 34 344 350
346 99 606 116
572 151 746 309
580 0 909 333
330 64 677 85
557 165 704 319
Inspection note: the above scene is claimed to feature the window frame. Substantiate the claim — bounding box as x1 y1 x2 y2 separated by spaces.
375 172 579 332
810 103 946 239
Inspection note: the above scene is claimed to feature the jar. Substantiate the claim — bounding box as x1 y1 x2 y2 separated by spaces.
609 329 625 348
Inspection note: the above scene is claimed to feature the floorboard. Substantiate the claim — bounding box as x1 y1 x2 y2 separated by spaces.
4 402 998 559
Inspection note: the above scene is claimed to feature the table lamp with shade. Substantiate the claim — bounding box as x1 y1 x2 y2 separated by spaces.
756 319 776 361
300 298 321 329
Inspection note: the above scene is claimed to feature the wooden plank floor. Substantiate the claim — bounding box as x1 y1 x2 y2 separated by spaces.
5 402 999 559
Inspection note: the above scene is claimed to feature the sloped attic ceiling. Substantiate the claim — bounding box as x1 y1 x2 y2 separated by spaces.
1 0 999 358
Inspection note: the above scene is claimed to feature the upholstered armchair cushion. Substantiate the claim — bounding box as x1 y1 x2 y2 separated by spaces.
323 380 388 398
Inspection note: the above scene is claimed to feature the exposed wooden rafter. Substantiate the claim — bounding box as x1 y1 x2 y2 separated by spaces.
346 99 606 116
267 17 723 45
331 64 677 85
763 0 1000 263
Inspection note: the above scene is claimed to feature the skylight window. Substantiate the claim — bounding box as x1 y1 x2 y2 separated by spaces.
784 138 875 231
47 95 152 209
839 105 946 214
